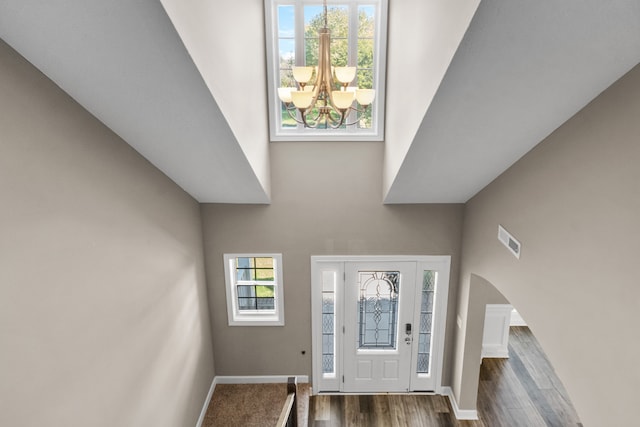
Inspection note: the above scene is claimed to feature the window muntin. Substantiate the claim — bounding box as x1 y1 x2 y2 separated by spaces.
266 0 387 141
224 254 284 326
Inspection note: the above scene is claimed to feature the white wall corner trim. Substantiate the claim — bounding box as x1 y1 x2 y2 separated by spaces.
442 387 479 421
196 376 218 427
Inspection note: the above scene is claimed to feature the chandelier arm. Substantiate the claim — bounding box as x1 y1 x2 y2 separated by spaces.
294 106 344 129
300 109 312 128
320 108 347 129
282 103 306 125
305 79 322 110
300 110 326 129
337 105 372 126
340 118 364 127
281 102 332 128
300 108 329 129
289 101 369 129
305 108 322 123
332 110 348 128
348 104 371 114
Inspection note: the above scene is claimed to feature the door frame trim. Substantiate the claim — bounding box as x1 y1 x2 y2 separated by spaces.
310 255 451 395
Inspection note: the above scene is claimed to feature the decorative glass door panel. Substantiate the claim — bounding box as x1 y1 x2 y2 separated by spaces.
358 271 399 350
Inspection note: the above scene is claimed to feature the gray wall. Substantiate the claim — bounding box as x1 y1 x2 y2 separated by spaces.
0 40 215 426
454 64 640 426
201 142 464 382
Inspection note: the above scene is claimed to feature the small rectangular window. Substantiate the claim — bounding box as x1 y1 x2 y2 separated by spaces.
224 254 284 326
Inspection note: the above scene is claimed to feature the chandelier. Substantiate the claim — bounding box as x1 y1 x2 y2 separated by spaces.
276 0 375 129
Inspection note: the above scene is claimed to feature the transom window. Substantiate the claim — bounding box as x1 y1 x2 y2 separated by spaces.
223 254 284 326
265 0 388 141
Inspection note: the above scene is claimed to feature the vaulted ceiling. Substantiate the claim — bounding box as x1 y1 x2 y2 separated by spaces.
1 0 639 204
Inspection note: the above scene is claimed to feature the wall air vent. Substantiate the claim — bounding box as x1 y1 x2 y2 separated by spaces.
498 225 521 259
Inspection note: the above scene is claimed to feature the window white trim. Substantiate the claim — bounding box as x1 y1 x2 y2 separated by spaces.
264 0 388 142
224 253 285 326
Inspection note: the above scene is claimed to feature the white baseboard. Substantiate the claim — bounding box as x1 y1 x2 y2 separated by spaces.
442 386 479 420
510 309 527 326
196 376 217 427
214 375 310 384
481 347 510 359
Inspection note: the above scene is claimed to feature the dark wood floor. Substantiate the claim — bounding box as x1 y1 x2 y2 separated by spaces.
308 327 582 426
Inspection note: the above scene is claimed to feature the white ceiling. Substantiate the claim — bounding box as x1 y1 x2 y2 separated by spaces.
384 0 640 203
1 0 639 204
0 0 269 203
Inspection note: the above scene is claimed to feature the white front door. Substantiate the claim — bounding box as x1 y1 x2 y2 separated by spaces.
343 261 416 392
311 256 451 394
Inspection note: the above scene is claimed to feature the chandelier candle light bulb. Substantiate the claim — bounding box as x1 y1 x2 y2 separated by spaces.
291 90 314 109
332 90 356 110
292 66 314 88
356 89 375 106
335 66 357 86
277 87 293 103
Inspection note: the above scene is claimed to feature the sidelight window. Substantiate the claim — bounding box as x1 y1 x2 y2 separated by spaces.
417 270 436 374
